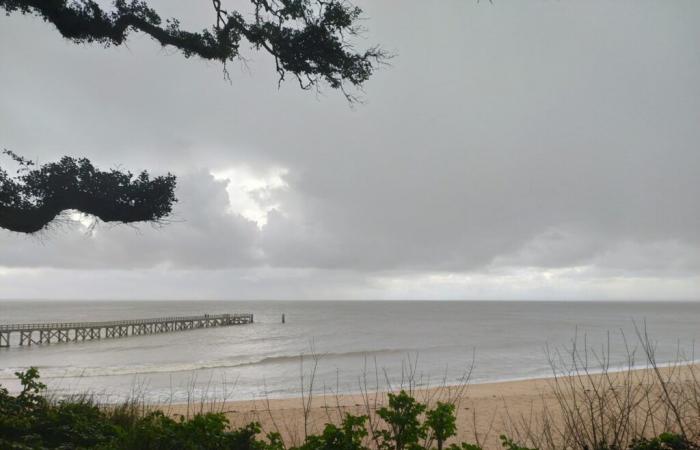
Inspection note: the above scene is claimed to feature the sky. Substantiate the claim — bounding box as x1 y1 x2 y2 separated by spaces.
1 0 699 300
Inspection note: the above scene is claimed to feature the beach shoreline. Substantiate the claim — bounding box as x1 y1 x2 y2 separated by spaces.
159 363 699 449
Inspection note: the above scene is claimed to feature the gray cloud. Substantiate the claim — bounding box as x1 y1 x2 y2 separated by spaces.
0 171 260 269
1 1 699 299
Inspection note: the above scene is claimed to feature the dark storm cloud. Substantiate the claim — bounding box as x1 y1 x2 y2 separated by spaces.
1 1 699 298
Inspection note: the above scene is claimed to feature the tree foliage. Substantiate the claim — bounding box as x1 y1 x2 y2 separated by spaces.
376 390 428 450
0 0 386 234
1 0 387 99
426 403 457 450
0 150 176 233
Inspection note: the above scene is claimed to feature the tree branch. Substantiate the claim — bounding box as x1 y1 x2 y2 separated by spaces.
0 151 176 233
1 0 389 98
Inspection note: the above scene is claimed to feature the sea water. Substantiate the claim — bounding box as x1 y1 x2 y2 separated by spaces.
0 301 698 403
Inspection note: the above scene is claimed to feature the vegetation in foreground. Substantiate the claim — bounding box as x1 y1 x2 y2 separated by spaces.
1 367 699 450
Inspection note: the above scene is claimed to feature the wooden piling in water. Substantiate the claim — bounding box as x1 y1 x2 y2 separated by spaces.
0 313 253 348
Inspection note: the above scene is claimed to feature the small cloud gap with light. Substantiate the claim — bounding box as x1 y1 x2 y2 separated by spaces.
211 166 289 228
66 210 96 231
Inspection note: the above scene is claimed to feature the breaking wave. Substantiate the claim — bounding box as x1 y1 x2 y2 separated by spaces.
0 346 452 380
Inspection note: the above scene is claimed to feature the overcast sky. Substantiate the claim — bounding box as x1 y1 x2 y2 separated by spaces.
1 1 699 300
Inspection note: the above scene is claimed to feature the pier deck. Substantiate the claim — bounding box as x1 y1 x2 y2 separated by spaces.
0 313 253 347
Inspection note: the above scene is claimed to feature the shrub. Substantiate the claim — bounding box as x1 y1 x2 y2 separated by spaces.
299 414 369 450
0 368 280 450
1 367 697 450
376 390 427 450
426 402 458 450
629 433 699 450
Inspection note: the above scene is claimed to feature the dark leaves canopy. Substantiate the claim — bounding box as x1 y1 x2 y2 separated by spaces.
1 0 387 97
0 150 176 233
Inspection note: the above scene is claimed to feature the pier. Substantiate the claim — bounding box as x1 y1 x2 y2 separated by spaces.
0 313 253 348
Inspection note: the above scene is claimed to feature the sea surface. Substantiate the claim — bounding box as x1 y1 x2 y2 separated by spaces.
0 301 698 403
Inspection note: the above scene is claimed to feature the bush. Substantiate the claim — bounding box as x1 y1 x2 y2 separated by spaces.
426 402 458 450
0 368 277 450
0 368 697 450
376 390 427 450
298 414 368 450
629 433 699 450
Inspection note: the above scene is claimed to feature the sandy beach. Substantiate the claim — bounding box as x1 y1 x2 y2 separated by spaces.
162 364 700 449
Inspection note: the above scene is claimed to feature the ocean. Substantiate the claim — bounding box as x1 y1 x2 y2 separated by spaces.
0 301 698 403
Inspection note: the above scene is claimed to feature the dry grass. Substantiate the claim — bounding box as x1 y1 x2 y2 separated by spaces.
503 324 700 450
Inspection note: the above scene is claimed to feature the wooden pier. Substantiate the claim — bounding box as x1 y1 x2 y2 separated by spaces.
0 313 253 348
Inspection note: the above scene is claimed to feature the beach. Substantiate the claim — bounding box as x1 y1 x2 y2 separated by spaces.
163 364 700 449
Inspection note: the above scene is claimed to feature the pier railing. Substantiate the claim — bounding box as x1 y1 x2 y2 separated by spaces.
0 313 253 347
0 314 252 332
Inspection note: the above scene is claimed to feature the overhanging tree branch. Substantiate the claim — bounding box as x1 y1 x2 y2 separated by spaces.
0 0 387 233
0 150 176 233
1 0 388 99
